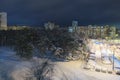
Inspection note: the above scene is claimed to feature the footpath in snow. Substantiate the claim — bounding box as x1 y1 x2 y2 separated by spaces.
0 47 120 80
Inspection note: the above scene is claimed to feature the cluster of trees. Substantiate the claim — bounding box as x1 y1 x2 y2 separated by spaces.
0 26 119 59
0 28 86 60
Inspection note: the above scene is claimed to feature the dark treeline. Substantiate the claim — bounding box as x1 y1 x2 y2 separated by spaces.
0 28 86 60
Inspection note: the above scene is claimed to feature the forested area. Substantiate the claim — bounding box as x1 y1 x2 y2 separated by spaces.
0 28 86 60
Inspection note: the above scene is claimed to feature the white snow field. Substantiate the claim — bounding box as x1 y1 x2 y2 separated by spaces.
0 47 120 80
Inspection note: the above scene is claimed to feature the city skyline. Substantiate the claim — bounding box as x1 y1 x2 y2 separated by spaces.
0 0 120 26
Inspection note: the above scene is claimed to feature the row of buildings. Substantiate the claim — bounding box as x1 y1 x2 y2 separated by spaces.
43 21 118 39
68 21 117 39
0 12 118 39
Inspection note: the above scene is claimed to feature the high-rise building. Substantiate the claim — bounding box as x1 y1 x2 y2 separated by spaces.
72 20 78 32
44 22 59 30
72 21 78 27
0 12 7 30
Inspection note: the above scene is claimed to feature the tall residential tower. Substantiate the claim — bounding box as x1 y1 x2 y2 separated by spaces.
0 12 7 30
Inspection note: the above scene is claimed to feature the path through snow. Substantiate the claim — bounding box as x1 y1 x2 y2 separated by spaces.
0 47 120 80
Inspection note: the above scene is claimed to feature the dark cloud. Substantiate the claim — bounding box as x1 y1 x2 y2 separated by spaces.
0 0 120 26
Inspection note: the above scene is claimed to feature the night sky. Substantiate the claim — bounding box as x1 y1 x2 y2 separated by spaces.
0 0 120 26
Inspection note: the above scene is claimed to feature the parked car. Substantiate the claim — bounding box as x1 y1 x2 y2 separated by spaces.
114 67 120 75
102 56 111 65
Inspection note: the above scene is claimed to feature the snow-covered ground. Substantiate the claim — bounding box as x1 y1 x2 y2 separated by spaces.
53 61 120 80
0 47 31 80
0 47 120 80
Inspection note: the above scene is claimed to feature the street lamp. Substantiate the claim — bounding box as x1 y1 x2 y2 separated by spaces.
112 45 116 71
112 34 118 71
113 50 114 71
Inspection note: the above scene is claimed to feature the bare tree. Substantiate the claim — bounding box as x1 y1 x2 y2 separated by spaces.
26 59 54 80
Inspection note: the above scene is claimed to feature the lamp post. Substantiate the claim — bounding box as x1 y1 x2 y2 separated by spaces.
112 34 118 71
112 48 115 71
112 44 116 72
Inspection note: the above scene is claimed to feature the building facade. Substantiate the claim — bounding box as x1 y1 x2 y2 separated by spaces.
0 12 7 30
44 22 59 30
72 20 78 31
